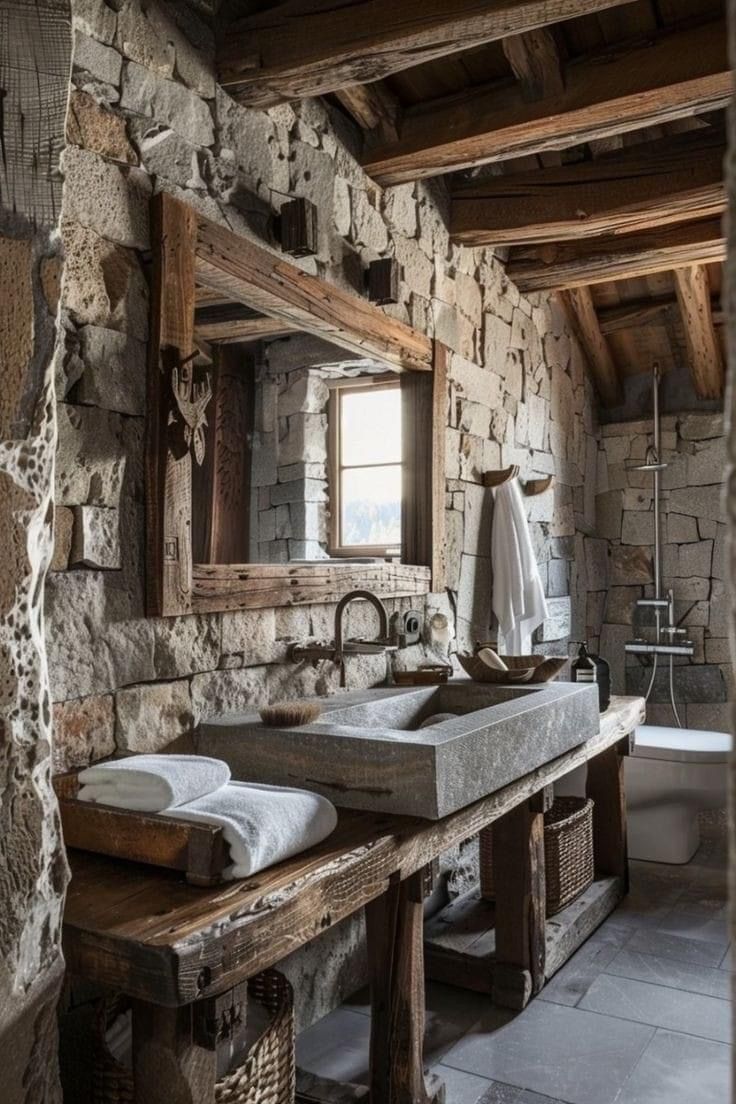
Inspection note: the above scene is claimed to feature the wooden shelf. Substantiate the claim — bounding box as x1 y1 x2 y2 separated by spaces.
425 875 625 996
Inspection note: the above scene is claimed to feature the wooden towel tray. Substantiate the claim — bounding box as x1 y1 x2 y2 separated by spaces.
53 772 229 886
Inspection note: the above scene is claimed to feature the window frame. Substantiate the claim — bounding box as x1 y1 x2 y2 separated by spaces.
327 374 403 559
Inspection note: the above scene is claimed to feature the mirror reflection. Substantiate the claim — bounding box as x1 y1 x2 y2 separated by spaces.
190 303 405 566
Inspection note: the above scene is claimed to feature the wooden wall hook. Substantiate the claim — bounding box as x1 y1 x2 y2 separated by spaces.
523 475 553 497
482 467 553 497
482 464 519 488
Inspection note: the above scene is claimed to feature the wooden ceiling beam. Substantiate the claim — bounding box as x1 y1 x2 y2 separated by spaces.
501 27 564 102
217 0 638 107
560 286 622 408
450 128 726 247
596 297 678 335
505 218 726 294
334 81 400 139
363 19 730 185
672 265 725 399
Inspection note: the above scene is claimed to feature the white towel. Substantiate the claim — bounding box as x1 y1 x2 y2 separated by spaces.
78 754 231 812
167 781 338 879
491 480 548 654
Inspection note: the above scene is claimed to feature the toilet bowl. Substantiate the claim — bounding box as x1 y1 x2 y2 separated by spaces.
626 725 731 864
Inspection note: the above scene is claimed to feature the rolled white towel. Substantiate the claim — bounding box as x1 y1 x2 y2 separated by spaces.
78 754 231 812
167 781 338 879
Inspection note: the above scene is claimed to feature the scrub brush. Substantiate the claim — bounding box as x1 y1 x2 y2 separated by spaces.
259 700 322 727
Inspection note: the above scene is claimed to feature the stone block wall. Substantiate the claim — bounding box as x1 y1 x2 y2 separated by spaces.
0 2 71 1099
251 361 331 563
49 0 601 783
588 413 730 730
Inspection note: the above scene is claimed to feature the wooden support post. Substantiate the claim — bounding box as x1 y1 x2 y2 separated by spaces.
366 872 444 1104
586 738 629 892
132 1001 217 1104
492 793 546 1010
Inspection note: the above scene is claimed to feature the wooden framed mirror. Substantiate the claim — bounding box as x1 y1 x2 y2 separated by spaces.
146 193 446 616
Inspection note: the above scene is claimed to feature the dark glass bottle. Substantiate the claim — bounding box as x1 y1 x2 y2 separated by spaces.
571 641 597 687
590 651 611 712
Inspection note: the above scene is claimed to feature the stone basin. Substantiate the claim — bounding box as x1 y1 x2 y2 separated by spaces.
196 679 599 819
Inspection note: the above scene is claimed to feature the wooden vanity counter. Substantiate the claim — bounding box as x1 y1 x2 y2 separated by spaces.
62 694 644 1104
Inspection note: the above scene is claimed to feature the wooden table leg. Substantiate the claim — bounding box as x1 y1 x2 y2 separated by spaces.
132 1001 217 1104
492 792 547 1010
366 871 445 1104
586 736 629 892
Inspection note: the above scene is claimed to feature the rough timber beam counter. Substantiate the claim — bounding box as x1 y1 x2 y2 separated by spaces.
63 696 644 1104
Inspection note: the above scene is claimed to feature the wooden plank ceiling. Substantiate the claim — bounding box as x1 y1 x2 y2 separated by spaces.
217 0 729 405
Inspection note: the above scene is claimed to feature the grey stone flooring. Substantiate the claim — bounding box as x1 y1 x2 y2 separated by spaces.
296 822 732 1104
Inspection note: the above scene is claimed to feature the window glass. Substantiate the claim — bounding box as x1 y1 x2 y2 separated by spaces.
341 464 402 547
340 386 402 466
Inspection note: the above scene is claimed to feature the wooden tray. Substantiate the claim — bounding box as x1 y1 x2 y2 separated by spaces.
53 772 229 886
394 665 452 686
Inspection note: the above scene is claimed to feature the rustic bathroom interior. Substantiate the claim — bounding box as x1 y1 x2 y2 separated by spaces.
1 1 734 1103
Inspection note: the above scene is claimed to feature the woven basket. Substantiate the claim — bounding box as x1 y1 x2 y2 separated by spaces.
480 797 594 917
92 970 294 1104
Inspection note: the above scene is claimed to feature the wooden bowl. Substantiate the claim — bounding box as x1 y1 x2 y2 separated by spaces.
457 653 567 685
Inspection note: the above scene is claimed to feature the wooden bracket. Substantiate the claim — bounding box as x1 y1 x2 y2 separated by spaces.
482 465 553 496
193 982 248 1053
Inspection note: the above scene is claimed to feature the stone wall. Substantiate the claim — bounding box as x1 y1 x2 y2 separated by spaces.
591 414 730 731
49 0 601 777
0 2 71 1100
47 0 604 1033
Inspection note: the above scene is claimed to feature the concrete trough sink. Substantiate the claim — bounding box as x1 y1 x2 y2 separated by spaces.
197 680 599 819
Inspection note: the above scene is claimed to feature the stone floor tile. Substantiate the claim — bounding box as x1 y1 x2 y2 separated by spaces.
625 927 726 967
614 1028 731 1104
579 972 731 1043
440 999 654 1104
538 929 630 1007
295 1007 369 1084
653 907 730 948
606 947 731 1000
432 1066 520 1103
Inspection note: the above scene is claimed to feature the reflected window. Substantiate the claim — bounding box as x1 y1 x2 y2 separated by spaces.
328 377 402 556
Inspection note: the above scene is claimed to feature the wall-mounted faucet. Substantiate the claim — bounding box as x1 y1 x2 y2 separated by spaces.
287 589 397 686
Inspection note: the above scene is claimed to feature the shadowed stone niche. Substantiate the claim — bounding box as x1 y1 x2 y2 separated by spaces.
0 1 71 1101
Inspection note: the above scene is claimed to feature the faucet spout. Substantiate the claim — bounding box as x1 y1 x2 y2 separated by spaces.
334 589 389 662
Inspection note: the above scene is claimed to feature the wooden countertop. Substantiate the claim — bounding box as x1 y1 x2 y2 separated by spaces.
62 694 645 1006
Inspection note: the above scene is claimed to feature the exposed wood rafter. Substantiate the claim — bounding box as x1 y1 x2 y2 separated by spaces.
363 20 729 184
501 27 564 102
560 286 622 407
217 0 638 107
672 265 725 399
334 81 400 139
505 218 726 293
596 297 678 335
194 303 299 344
450 127 725 247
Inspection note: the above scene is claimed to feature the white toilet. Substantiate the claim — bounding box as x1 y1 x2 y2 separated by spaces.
626 725 731 864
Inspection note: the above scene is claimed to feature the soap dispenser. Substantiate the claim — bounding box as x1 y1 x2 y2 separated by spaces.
571 641 597 685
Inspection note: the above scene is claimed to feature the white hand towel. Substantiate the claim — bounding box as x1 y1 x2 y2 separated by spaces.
167 781 338 879
491 480 548 654
78 754 231 812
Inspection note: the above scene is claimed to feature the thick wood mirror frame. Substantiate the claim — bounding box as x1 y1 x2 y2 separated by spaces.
146 193 446 616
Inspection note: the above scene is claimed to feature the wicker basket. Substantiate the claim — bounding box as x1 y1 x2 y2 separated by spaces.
92 970 294 1104
480 797 594 917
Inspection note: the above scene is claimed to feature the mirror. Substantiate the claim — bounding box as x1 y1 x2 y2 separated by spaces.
190 322 405 566
146 194 445 616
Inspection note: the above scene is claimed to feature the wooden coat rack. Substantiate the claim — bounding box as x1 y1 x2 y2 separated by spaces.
482 464 553 497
